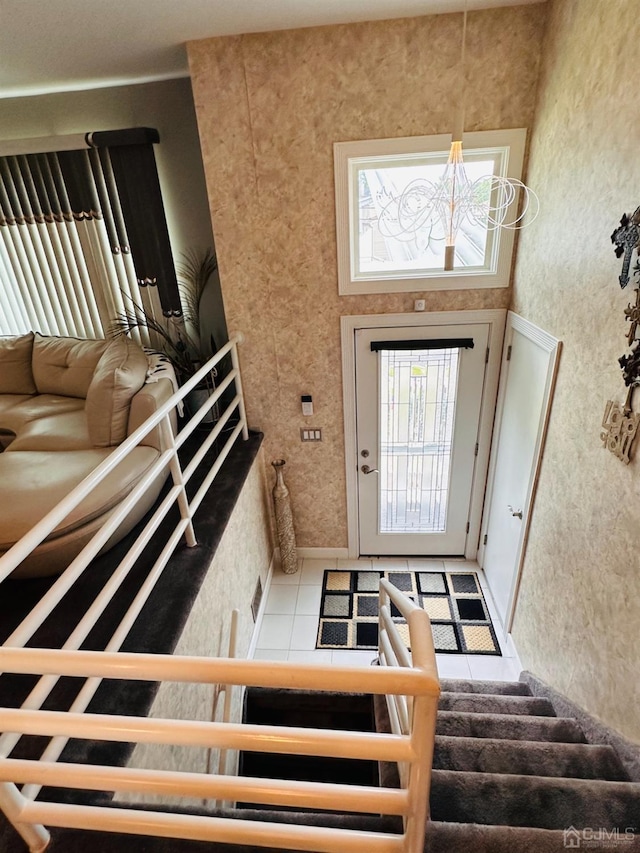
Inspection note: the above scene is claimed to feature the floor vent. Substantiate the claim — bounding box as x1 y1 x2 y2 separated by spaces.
251 576 263 622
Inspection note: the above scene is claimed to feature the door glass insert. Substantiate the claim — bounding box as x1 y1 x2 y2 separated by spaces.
379 347 460 533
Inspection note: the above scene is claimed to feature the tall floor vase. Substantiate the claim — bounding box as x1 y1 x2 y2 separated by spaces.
271 459 298 575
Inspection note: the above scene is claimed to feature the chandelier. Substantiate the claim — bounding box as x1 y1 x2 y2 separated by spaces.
378 4 538 272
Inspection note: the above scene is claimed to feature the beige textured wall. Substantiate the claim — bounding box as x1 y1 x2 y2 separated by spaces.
511 0 640 742
187 7 546 548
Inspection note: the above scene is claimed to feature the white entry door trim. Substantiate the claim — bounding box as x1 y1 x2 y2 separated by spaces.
478 311 561 632
341 309 506 559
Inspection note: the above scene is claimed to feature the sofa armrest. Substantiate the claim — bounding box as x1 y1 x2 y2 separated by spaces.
127 378 177 451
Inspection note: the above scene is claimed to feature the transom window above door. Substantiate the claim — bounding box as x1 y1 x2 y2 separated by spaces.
334 129 529 295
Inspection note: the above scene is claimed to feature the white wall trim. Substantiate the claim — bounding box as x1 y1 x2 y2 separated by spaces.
297 547 350 559
341 308 507 559
478 310 562 631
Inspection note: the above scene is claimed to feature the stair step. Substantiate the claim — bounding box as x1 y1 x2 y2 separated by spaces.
433 736 630 780
425 821 640 853
439 678 531 697
243 687 374 731
240 688 378 794
238 751 379 790
436 710 586 743
439 692 556 716
430 770 640 830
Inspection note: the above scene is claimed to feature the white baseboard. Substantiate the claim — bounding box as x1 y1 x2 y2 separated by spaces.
247 547 348 658
296 547 350 559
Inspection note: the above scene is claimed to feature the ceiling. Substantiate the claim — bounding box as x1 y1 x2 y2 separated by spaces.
0 0 542 100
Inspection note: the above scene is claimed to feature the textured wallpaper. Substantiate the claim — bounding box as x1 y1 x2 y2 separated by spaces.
187 6 546 550
510 0 640 743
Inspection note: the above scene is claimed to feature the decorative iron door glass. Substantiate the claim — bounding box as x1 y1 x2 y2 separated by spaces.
356 324 489 555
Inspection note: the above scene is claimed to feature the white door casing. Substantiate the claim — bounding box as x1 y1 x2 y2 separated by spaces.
342 309 506 559
478 312 561 631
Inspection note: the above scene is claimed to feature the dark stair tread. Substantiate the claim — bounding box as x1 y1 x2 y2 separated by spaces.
433 735 630 780
242 687 374 732
430 770 640 830
436 709 587 743
425 821 640 853
238 751 379 789
439 691 556 717
439 678 531 697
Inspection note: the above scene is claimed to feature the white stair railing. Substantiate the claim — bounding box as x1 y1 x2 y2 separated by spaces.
0 330 441 852
0 604 440 853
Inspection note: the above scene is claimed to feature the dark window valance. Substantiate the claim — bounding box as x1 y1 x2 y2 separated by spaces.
370 338 474 352
0 128 181 316
86 127 160 148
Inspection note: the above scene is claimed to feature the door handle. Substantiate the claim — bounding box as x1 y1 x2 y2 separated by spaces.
361 464 379 474
508 505 523 519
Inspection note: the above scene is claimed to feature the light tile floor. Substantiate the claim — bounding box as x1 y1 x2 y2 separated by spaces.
253 557 523 682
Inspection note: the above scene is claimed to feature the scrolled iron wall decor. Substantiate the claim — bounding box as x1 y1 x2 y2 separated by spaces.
602 206 640 463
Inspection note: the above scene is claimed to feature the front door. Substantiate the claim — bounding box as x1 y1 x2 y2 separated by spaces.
355 323 489 555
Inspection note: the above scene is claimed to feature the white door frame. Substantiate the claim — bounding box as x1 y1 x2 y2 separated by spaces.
478 311 562 631
341 309 506 559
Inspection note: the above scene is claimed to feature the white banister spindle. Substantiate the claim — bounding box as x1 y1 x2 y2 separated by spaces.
229 333 249 440
0 781 49 853
159 413 197 547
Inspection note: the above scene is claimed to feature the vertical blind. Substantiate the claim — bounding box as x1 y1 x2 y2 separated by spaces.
0 129 179 342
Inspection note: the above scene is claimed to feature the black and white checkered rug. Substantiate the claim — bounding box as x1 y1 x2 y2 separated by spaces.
316 569 501 655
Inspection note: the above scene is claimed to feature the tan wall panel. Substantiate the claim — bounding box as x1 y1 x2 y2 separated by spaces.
188 7 546 548
511 0 640 743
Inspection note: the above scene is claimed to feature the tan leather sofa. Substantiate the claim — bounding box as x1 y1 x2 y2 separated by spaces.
0 332 174 579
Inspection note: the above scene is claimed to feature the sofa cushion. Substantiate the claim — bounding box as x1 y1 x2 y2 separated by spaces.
0 394 85 435
85 337 149 447
32 334 108 398
0 394 35 421
0 333 36 395
5 409 92 451
0 446 159 550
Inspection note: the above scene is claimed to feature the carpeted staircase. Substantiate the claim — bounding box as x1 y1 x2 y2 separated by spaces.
1 676 639 852
424 677 640 851
236 678 640 852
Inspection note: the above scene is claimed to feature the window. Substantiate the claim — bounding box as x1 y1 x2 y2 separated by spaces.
0 128 180 341
334 129 528 294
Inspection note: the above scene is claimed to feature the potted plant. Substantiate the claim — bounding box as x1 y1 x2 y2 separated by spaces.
110 248 220 421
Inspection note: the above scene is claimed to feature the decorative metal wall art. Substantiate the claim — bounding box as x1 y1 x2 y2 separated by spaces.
602 206 640 463
601 395 640 464
611 206 640 289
